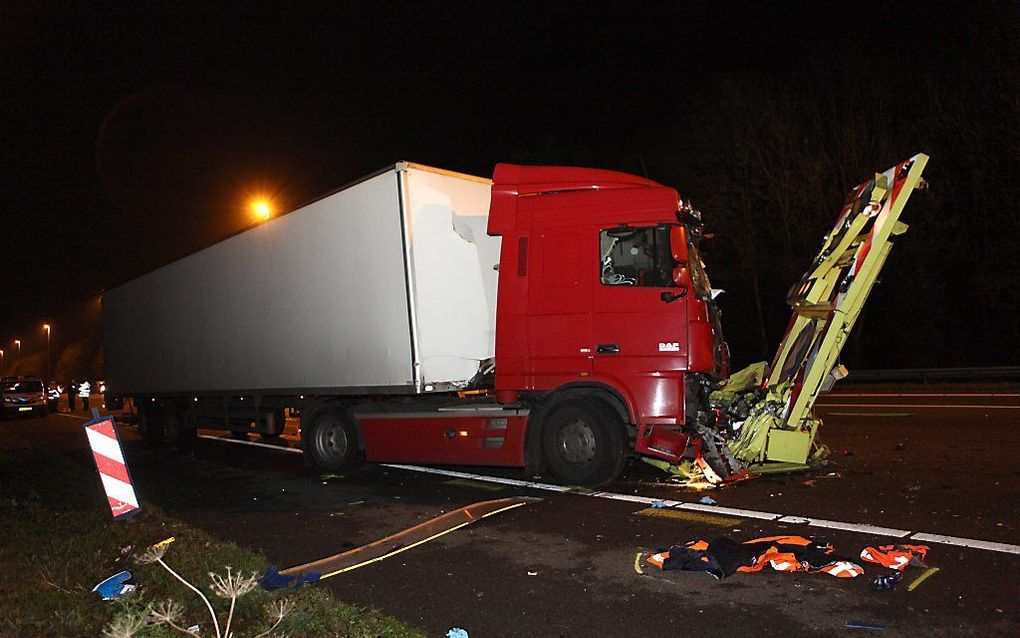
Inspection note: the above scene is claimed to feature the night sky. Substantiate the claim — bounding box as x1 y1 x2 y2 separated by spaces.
2 2 1017 371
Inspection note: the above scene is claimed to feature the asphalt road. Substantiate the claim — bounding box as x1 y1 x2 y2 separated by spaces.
3 383 1019 637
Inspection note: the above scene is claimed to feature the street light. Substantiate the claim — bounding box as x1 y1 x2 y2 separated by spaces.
43 324 51 379
14 340 20 365
0 349 4 373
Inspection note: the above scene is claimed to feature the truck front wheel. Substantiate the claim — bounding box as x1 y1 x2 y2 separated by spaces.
306 409 363 473
540 397 626 486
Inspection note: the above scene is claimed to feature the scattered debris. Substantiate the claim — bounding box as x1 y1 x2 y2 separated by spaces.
907 567 940 592
447 628 469 638
860 545 929 571
871 571 902 591
92 570 136 600
698 496 717 506
527 571 538 576
275 497 540 583
444 478 506 492
635 507 743 527
646 535 863 579
650 500 667 509
633 552 645 575
845 622 886 631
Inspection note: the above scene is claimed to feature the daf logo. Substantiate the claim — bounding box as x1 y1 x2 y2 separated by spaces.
658 342 680 352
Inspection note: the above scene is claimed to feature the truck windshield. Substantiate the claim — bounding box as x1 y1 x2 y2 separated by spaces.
600 225 676 287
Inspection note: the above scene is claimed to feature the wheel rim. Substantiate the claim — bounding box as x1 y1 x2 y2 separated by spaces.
557 417 597 464
313 417 349 461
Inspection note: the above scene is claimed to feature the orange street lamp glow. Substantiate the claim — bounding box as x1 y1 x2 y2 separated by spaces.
251 199 272 221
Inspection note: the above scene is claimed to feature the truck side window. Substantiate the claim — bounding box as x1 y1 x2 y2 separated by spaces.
600 225 675 287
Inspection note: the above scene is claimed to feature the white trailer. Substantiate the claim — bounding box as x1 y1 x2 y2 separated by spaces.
103 163 500 399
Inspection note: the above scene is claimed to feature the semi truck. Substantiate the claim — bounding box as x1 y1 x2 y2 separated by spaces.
103 156 928 486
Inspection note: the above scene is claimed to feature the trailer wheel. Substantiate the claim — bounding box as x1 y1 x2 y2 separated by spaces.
306 409 363 473
139 402 165 444
164 406 195 446
540 397 626 486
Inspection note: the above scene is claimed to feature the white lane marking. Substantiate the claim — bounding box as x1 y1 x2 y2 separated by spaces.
55 413 88 420
823 412 914 417
197 434 303 454
909 532 1020 554
193 436 1020 555
776 515 911 538
379 464 1020 555
816 403 1020 410
826 393 1020 398
381 463 575 493
680 502 782 521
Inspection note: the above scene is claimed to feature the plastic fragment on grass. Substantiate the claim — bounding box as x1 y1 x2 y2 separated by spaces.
93 570 135 600
447 628 469 638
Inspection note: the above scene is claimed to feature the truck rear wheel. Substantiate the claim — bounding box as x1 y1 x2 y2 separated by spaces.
540 397 626 486
306 408 363 473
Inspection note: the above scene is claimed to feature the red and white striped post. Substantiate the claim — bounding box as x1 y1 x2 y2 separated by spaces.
84 416 140 520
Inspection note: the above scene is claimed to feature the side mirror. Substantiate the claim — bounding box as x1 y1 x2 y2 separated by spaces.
670 226 688 262
661 289 687 303
672 265 691 287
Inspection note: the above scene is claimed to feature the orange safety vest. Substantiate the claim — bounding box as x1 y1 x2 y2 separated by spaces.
859 544 929 571
647 535 864 578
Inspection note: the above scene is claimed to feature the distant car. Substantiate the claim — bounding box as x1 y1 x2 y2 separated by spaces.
1 376 48 418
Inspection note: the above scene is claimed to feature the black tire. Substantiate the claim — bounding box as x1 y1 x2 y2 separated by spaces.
164 407 195 446
138 402 165 444
305 408 363 473
539 397 626 486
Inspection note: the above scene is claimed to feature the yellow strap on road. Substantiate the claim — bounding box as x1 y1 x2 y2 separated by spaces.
907 566 940 591
319 501 530 579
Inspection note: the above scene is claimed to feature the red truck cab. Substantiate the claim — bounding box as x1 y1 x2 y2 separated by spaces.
486 164 728 483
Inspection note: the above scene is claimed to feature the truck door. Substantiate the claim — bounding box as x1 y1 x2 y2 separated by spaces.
527 228 594 386
591 224 688 420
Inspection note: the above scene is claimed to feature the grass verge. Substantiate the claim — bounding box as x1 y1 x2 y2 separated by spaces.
0 442 424 637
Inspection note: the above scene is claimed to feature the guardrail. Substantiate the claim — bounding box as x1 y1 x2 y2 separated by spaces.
845 367 1020 382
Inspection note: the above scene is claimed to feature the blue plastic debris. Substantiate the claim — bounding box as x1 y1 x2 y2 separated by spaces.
651 500 667 509
698 496 717 506
447 628 469 638
260 566 321 590
846 622 886 630
92 570 135 600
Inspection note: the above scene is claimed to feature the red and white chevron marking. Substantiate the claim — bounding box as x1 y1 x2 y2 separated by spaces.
84 418 140 520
